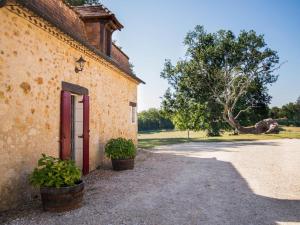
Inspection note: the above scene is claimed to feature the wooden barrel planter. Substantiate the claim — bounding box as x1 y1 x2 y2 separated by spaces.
112 158 134 171
40 180 84 212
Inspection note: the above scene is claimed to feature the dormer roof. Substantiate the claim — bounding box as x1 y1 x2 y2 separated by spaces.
74 5 123 31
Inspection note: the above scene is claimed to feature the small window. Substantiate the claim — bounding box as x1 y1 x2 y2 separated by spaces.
129 102 137 124
131 106 136 123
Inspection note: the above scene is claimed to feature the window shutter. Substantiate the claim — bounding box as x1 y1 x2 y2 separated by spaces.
60 91 72 160
83 95 90 175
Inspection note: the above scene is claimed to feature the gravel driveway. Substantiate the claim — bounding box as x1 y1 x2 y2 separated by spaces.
1 139 300 225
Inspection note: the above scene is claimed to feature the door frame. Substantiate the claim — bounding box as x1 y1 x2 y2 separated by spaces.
62 81 88 96
61 81 90 175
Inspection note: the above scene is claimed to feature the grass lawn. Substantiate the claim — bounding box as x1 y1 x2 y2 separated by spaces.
138 126 300 149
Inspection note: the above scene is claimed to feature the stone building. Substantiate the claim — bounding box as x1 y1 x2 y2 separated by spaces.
0 0 144 211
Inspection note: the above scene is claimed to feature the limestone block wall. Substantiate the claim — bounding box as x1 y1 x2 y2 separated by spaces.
0 6 138 211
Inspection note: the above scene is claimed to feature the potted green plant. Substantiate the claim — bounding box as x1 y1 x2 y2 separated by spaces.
105 138 137 171
29 154 84 212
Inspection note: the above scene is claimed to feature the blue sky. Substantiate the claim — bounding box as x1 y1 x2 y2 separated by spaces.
101 0 300 111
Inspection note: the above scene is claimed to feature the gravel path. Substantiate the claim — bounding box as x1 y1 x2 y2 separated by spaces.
1 139 300 225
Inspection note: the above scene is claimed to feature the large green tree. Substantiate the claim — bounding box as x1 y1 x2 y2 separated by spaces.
161 26 281 134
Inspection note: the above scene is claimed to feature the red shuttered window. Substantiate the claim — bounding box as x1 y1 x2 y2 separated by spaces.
60 91 72 160
82 95 90 175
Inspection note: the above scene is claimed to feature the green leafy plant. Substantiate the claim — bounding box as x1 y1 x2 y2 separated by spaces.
105 138 136 160
30 154 81 188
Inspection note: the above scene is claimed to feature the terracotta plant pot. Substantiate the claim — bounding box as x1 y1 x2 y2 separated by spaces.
40 180 84 212
111 158 134 171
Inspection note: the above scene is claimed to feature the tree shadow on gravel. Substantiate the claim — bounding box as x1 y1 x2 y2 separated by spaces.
194 158 300 225
140 152 300 225
1 149 300 225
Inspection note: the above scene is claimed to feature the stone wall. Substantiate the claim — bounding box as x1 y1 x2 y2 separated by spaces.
0 5 138 211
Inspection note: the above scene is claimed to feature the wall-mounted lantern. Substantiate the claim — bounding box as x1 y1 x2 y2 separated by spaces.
75 56 86 73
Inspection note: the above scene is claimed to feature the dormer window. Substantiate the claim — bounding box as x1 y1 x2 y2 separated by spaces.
74 5 123 57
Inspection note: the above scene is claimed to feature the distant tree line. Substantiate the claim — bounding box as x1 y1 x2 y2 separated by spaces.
138 108 174 132
270 100 300 126
139 97 300 133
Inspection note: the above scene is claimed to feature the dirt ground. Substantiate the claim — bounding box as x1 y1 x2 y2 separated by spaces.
1 139 300 225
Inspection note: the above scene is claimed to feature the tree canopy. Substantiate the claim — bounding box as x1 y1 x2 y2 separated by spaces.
161 26 281 135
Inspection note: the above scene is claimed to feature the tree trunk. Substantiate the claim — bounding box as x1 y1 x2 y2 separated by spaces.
224 110 279 134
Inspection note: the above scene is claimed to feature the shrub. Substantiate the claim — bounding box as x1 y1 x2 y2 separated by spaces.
105 138 136 160
30 154 81 188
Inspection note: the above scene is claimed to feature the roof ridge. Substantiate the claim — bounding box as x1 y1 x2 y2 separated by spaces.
73 3 113 15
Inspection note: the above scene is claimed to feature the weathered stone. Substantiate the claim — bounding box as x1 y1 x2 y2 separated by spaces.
0 4 139 211
19 82 31 94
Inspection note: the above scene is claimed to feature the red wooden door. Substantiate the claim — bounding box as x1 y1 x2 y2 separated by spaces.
82 95 90 175
60 91 89 175
60 91 71 160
